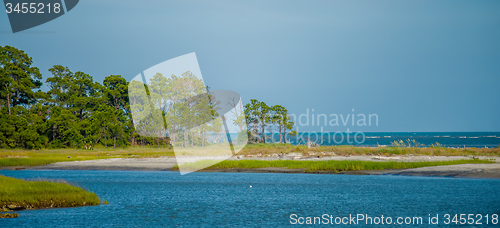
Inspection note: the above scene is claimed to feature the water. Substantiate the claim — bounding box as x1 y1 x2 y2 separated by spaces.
284 132 500 148
1 170 499 227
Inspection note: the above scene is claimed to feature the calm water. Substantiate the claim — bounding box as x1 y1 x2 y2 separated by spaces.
1 170 499 227
285 132 500 148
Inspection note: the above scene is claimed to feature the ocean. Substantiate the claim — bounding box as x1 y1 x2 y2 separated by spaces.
283 132 500 148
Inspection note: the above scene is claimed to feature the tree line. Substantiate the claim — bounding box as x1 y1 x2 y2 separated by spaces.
0 45 295 149
244 99 296 144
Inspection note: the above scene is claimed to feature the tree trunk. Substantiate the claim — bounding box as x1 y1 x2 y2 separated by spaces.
279 125 282 143
184 131 188 148
53 124 56 141
261 124 265 143
105 128 108 148
284 128 287 144
6 92 11 115
130 118 135 146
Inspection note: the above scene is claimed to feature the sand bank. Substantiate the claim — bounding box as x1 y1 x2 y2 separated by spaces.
5 155 499 178
32 157 177 171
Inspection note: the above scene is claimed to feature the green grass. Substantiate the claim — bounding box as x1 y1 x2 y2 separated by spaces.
0 146 175 167
0 212 18 218
0 175 100 210
238 143 500 157
175 159 495 173
0 143 498 167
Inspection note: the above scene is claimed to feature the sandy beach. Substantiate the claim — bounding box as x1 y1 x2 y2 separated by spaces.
4 155 495 178
32 157 178 171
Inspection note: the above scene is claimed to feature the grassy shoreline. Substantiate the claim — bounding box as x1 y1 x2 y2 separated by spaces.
173 159 495 173
0 212 18 218
0 147 175 167
238 144 500 157
0 175 101 212
0 144 498 168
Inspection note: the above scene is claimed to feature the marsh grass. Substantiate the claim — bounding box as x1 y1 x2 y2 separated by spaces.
1 144 498 167
237 144 500 157
0 147 175 167
0 212 18 218
175 159 495 173
0 175 100 210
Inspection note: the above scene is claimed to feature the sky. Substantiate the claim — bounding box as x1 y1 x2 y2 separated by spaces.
1 0 499 132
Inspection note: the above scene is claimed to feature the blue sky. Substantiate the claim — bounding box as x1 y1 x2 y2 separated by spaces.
1 0 499 132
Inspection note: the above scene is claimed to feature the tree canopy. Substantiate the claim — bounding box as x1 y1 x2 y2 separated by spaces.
0 46 295 149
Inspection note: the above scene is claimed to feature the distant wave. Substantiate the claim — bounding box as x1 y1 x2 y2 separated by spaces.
287 132 500 147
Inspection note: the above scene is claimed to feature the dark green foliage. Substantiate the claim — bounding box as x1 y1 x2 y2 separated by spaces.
0 46 46 149
0 45 43 114
0 46 149 149
0 46 295 149
244 99 296 144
